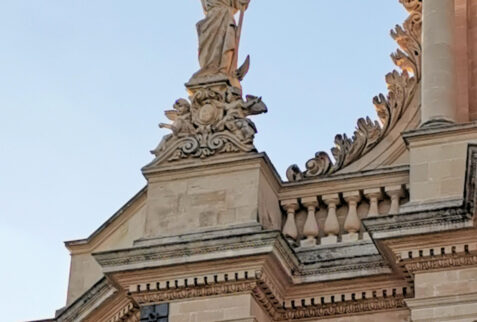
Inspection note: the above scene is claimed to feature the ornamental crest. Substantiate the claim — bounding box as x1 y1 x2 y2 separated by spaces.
151 84 267 162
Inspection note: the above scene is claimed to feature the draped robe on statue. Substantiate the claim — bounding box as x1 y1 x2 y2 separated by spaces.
193 0 244 79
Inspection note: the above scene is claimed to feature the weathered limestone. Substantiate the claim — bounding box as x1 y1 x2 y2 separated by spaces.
343 191 361 242
301 197 319 247
169 294 269 322
364 188 382 217
281 199 299 241
385 185 404 214
406 264 477 321
421 0 457 126
322 194 340 245
191 0 251 88
405 124 477 204
38 1 477 321
65 191 148 305
143 154 281 238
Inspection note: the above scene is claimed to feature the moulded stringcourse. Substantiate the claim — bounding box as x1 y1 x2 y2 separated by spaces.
287 0 422 182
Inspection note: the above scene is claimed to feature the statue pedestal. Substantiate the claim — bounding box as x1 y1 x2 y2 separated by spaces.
186 74 242 92
141 153 281 239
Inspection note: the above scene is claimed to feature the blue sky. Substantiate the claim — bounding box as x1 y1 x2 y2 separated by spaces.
0 1 406 321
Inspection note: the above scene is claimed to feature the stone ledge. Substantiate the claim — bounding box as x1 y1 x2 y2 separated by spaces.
55 278 116 322
405 292 477 309
402 121 477 146
134 223 263 247
363 206 473 240
94 230 296 274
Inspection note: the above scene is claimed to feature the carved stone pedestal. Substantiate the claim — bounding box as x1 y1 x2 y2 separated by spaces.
342 232 359 243
321 235 338 245
141 153 281 238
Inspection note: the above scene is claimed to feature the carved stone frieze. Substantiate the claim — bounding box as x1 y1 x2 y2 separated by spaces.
281 297 407 320
128 269 409 321
109 304 140 322
132 280 258 305
287 0 422 181
402 254 477 274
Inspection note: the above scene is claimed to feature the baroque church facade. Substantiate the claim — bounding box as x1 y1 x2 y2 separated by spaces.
37 0 477 321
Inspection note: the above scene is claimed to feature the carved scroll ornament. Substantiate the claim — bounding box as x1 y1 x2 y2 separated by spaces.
151 86 267 163
287 0 422 182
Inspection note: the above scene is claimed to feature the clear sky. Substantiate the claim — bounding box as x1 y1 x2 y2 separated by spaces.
0 1 406 321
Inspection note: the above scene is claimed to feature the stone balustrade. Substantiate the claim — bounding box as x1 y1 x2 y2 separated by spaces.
280 184 408 247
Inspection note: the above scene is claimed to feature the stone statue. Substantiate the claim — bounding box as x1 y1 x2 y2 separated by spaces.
149 0 267 164
191 0 251 83
159 99 195 136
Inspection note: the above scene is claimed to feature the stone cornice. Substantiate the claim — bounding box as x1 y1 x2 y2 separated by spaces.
93 230 300 275
132 280 259 305
279 165 409 200
281 297 407 321
362 205 473 240
126 268 411 321
402 122 477 147
295 240 392 281
64 186 147 254
56 278 116 322
401 252 477 275
95 228 392 286
142 151 281 184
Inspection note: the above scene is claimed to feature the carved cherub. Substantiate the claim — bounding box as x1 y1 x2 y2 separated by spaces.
224 87 267 117
159 98 195 136
215 86 267 142
151 99 195 157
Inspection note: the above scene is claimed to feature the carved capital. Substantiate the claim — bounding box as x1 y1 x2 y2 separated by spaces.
301 196 318 208
343 191 361 204
280 199 300 212
322 194 340 207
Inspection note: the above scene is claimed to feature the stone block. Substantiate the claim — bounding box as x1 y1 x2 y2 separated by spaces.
321 235 338 245
144 162 267 237
300 238 317 248
341 233 359 243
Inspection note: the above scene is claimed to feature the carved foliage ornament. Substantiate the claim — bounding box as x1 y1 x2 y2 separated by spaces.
287 0 422 182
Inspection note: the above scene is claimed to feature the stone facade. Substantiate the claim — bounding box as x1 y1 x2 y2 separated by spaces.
34 1 477 321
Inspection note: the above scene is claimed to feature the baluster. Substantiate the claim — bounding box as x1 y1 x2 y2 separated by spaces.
280 199 299 241
322 194 340 244
301 196 319 247
364 188 383 217
385 185 404 214
343 191 361 242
